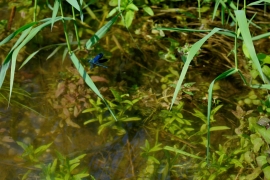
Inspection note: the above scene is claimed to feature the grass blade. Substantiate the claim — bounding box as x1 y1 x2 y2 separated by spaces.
206 68 238 165
8 17 72 103
0 60 11 88
19 50 41 70
0 22 37 46
85 13 120 50
69 52 118 121
66 0 80 12
155 27 239 40
164 146 204 160
235 10 265 83
47 46 63 60
51 0 60 31
170 28 222 110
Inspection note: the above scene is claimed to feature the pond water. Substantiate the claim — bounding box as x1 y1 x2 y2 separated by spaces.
1 1 270 180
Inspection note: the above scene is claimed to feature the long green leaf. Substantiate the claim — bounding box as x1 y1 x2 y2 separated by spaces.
9 20 58 103
51 0 60 31
164 146 203 160
235 10 265 83
206 68 238 164
212 0 221 21
0 22 37 46
66 0 80 11
155 27 239 40
252 32 270 41
69 52 118 121
0 54 12 88
19 42 74 69
170 28 222 110
19 50 41 70
85 13 120 49
7 17 72 102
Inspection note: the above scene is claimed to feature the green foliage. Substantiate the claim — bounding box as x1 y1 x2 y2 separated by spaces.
38 151 89 180
160 102 194 139
140 139 162 164
17 141 52 163
137 139 162 179
107 0 153 27
83 88 142 135
17 141 90 180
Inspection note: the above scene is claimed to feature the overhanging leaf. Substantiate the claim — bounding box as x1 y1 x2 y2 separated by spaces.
85 13 120 49
69 52 117 121
51 0 60 31
170 28 223 110
235 10 265 83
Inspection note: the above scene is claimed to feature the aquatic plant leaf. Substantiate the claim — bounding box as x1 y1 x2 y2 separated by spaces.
107 7 118 18
256 156 270 179
34 142 53 154
70 154 86 164
155 27 239 40
212 0 221 21
3 17 72 104
250 84 270 90
51 159 58 173
235 10 265 83
47 45 63 60
192 109 207 123
66 0 80 12
0 60 10 89
73 173 90 179
124 10 134 27
206 68 238 164
51 0 59 31
98 120 115 134
19 50 41 70
230 159 244 168
85 14 120 49
142 5 154 16
209 126 230 131
110 88 122 102
252 32 270 41
255 125 270 144
248 0 270 6
120 117 141 122
148 156 160 164
83 119 98 125
250 134 264 153
16 141 28 151
245 167 262 180
62 47 69 63
19 42 68 69
22 170 32 180
70 163 80 171
164 146 204 160
168 27 223 110
0 22 37 46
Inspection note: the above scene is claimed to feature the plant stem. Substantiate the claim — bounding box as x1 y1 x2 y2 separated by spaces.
197 0 201 20
71 6 81 50
33 0 37 22
59 0 72 52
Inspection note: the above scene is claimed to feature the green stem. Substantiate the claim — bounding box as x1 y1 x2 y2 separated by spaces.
33 0 38 22
83 2 99 21
197 0 201 20
71 6 81 50
59 0 72 52
234 1 239 70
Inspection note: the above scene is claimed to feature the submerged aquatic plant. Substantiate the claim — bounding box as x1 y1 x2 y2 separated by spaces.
17 141 90 180
83 88 142 135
